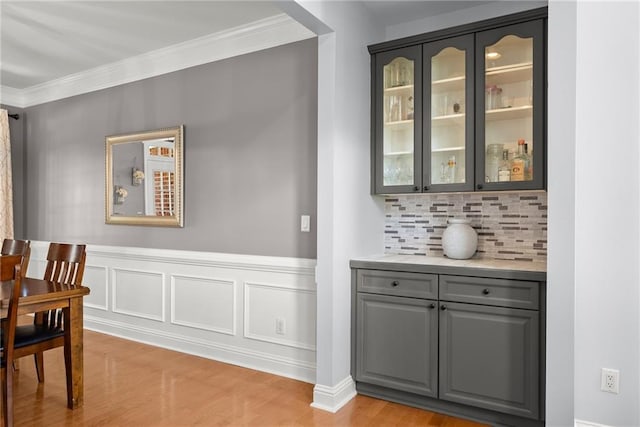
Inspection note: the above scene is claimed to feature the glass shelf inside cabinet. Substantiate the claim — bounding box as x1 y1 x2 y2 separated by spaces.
486 62 533 84
432 113 465 127
431 76 465 93
484 35 534 184
486 105 532 121
431 46 467 186
383 56 415 187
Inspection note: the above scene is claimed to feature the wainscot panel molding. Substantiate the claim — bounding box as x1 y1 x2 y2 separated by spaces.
0 13 315 108
171 275 236 336
244 281 317 350
112 268 165 322
83 265 108 311
27 241 318 383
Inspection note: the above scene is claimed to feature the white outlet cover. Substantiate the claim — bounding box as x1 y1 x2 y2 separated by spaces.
601 368 620 394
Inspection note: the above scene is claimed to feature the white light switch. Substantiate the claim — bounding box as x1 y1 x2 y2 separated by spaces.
301 215 310 232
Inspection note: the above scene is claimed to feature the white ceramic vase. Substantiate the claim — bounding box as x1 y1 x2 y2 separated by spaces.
442 218 478 259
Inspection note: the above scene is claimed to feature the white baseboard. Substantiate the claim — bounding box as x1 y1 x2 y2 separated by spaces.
576 420 612 427
310 376 357 413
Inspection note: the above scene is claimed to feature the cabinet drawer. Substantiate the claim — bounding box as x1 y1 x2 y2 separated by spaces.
357 269 438 299
439 275 539 310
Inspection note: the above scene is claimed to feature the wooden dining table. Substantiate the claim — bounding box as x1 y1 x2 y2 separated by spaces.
0 277 90 409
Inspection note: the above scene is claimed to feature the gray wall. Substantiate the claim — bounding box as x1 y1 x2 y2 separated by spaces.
21 38 318 258
1 104 25 239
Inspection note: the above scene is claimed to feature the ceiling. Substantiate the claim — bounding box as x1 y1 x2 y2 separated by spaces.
361 0 494 27
0 1 284 89
0 1 494 93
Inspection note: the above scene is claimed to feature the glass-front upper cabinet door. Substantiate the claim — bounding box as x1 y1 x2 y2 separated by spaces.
423 35 474 192
374 46 422 194
475 20 545 191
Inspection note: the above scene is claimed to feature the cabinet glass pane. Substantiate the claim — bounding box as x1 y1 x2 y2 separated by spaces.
484 35 534 183
383 57 415 186
431 47 466 185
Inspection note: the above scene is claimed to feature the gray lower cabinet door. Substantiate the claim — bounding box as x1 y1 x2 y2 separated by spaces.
356 293 438 397
439 302 539 419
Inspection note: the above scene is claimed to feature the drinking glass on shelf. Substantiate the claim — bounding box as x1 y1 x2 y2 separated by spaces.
398 63 408 86
387 62 398 88
440 162 447 184
389 95 400 122
486 143 503 182
441 94 449 116
406 95 414 120
486 85 503 110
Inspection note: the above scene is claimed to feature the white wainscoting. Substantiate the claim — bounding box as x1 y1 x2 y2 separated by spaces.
28 241 318 383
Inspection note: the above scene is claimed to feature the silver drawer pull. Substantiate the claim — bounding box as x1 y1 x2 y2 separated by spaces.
391 281 399 287
482 288 490 295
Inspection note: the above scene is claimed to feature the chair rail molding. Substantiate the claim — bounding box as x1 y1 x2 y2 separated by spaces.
27 241 317 383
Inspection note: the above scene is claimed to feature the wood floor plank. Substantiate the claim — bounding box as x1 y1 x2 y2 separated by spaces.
4 330 489 426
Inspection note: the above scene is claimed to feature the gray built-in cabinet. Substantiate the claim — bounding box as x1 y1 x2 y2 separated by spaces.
370 8 547 194
351 262 545 427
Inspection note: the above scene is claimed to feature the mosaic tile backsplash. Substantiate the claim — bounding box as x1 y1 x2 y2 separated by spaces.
385 191 547 263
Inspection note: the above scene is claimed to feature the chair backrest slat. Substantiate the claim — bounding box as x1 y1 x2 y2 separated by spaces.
43 243 86 285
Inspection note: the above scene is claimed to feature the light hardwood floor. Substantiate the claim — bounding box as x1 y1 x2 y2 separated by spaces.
7 330 487 426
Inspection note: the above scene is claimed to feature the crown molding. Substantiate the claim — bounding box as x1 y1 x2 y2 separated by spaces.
0 13 315 108
0 85 25 108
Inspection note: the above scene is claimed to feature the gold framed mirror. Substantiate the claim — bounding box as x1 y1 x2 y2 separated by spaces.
105 126 184 227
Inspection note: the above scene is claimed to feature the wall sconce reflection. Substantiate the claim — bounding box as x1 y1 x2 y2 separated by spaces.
114 185 128 205
132 168 145 186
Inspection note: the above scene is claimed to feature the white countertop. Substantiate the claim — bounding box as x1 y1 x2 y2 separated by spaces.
351 254 547 273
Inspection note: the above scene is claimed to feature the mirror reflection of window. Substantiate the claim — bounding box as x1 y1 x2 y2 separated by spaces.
144 139 176 216
153 171 175 216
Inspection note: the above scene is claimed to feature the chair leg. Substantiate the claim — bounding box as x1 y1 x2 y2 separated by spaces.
2 365 13 427
34 352 45 383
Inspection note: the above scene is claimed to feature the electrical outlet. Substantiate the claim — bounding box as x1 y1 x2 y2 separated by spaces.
601 368 620 394
275 317 286 335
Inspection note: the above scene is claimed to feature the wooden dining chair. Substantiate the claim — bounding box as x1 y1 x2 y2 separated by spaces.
23 243 87 383
1 260 27 427
0 239 30 275
0 255 23 282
